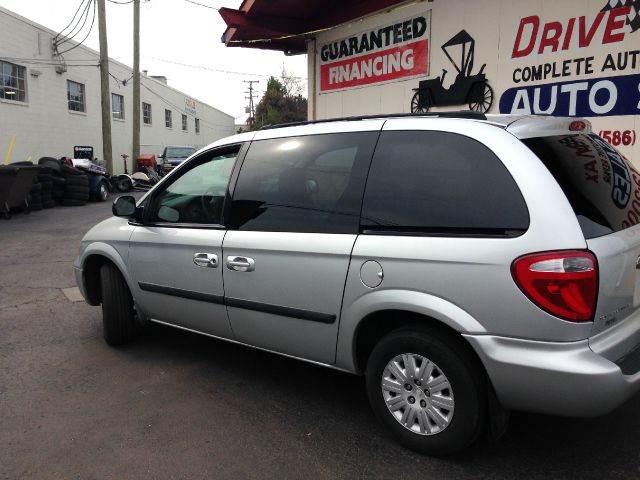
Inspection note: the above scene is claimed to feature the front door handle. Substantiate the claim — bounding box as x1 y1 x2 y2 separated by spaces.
193 252 218 268
226 256 255 272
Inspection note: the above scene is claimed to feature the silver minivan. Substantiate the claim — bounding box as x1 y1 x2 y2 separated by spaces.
74 113 640 455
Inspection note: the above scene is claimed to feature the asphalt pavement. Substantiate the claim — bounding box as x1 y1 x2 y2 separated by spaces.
1 197 639 480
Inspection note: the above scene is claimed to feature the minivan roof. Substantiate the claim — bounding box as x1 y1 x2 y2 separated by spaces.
205 113 592 150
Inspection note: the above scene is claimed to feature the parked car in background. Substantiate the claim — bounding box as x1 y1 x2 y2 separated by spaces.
74 112 640 456
159 145 196 172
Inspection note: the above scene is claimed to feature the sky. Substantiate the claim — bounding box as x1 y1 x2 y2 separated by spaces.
0 0 308 122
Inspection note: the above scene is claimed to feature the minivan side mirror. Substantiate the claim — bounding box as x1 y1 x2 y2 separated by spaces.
112 195 137 218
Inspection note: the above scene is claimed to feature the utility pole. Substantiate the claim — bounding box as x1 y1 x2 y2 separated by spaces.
132 0 140 172
97 0 113 174
244 80 259 128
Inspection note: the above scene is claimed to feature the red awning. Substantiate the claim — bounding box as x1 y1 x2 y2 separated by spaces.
220 0 407 54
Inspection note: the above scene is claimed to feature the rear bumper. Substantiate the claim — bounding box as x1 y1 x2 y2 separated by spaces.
465 328 640 417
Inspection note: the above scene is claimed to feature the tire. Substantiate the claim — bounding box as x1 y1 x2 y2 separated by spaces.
30 182 42 193
42 200 56 209
65 176 89 187
99 263 135 345
30 194 42 204
366 327 486 456
65 184 90 194
64 192 90 201
38 157 61 172
114 176 133 192
95 182 110 202
59 198 86 207
61 164 84 176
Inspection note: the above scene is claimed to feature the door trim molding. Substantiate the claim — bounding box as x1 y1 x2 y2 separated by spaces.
139 282 224 305
225 297 336 324
138 282 336 324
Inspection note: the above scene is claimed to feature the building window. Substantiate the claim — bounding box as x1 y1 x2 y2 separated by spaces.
182 114 188 132
0 60 26 102
67 80 85 112
165 109 172 128
195 118 200 134
111 93 124 120
143 102 152 125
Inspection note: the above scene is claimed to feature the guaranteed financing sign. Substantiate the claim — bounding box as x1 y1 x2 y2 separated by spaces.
319 12 431 92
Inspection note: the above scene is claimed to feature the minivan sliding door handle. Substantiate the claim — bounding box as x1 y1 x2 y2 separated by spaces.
226 256 255 272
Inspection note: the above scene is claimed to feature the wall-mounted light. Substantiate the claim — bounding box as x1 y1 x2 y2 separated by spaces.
30 69 42 77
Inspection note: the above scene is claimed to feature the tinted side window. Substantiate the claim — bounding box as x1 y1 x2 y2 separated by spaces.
524 134 639 239
228 132 378 233
146 148 238 225
361 131 529 236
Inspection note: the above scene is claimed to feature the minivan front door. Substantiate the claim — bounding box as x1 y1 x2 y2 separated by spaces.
128 146 241 338
222 130 380 364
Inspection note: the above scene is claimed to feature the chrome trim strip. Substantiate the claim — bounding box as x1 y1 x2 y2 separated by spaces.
148 318 355 374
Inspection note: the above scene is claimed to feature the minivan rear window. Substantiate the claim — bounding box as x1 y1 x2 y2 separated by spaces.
523 134 639 239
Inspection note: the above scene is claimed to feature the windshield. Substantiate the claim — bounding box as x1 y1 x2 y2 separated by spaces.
524 133 639 239
166 147 195 158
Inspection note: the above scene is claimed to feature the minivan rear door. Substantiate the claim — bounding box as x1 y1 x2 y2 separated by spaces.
523 133 640 338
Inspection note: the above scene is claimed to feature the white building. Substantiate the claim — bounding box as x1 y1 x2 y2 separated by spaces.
1 6 235 174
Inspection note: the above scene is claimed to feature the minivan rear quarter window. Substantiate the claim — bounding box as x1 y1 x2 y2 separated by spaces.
360 131 529 236
524 133 639 239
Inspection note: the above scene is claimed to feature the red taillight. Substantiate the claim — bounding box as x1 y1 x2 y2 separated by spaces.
511 251 598 322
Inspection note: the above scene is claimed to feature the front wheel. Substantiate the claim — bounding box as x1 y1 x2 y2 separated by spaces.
96 182 109 202
100 263 135 345
366 328 486 456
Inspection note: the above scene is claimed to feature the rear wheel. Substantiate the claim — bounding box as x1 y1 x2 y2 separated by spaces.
99 263 135 345
366 328 486 456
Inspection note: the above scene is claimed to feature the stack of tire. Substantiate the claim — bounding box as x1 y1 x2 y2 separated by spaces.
60 163 90 206
36 167 56 209
28 178 43 211
38 157 66 204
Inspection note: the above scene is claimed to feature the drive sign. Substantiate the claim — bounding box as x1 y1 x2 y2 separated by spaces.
319 12 431 92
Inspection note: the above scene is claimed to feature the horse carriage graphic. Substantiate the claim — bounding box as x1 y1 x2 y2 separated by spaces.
411 30 493 113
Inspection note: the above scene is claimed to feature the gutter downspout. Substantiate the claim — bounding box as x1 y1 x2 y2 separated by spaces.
308 38 317 121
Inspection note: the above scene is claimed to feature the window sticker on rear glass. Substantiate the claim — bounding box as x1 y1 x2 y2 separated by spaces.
525 133 640 238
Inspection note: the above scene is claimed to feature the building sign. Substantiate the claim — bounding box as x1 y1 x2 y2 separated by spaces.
319 11 431 92
185 97 197 115
500 5 640 117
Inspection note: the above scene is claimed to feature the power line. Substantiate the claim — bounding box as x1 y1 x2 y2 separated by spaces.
184 0 219 10
57 0 97 55
1 57 98 64
150 56 307 82
55 0 93 48
141 81 233 130
54 0 91 44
